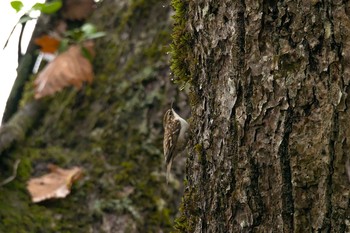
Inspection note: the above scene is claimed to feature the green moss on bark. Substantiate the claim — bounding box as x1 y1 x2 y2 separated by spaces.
170 0 194 87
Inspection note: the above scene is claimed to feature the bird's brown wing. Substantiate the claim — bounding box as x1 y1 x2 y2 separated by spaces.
164 120 181 164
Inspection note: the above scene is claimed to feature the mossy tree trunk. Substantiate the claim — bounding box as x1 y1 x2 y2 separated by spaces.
0 0 187 232
175 0 350 232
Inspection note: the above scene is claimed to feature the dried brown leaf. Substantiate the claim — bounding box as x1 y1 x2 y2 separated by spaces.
34 35 60 53
34 44 94 99
27 164 83 203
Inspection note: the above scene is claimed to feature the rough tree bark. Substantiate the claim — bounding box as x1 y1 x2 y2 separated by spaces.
175 0 350 232
0 0 188 232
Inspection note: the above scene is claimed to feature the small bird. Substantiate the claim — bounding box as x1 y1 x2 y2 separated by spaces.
163 107 189 183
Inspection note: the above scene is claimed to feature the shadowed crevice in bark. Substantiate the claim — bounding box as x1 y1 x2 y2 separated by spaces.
199 140 209 232
322 109 337 231
278 98 294 232
248 150 265 227
236 0 245 73
242 76 253 144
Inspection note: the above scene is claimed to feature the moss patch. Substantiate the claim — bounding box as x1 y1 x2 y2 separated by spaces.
170 0 194 88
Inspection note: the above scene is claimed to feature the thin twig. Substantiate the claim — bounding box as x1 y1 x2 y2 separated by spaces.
0 159 21 186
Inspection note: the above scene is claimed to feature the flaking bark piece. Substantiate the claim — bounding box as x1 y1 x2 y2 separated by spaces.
34 43 94 99
346 159 350 183
27 164 82 203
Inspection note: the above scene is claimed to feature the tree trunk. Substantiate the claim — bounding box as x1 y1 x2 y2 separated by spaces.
175 0 350 232
0 0 187 232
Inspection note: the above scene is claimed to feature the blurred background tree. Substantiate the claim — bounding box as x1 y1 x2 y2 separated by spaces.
0 0 188 232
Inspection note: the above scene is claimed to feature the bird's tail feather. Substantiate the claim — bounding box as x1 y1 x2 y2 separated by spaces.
166 159 173 184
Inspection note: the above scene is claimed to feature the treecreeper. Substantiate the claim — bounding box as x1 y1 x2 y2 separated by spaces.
163 108 189 183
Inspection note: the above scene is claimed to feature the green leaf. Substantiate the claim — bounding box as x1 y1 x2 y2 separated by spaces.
81 23 97 35
84 32 106 40
81 24 106 40
18 15 33 24
31 3 44 11
32 0 62 14
40 1 62 14
10 1 23 12
65 29 84 41
80 46 93 62
58 39 70 53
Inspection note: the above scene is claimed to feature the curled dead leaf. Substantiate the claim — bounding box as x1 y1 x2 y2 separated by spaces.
34 43 94 99
27 164 83 203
